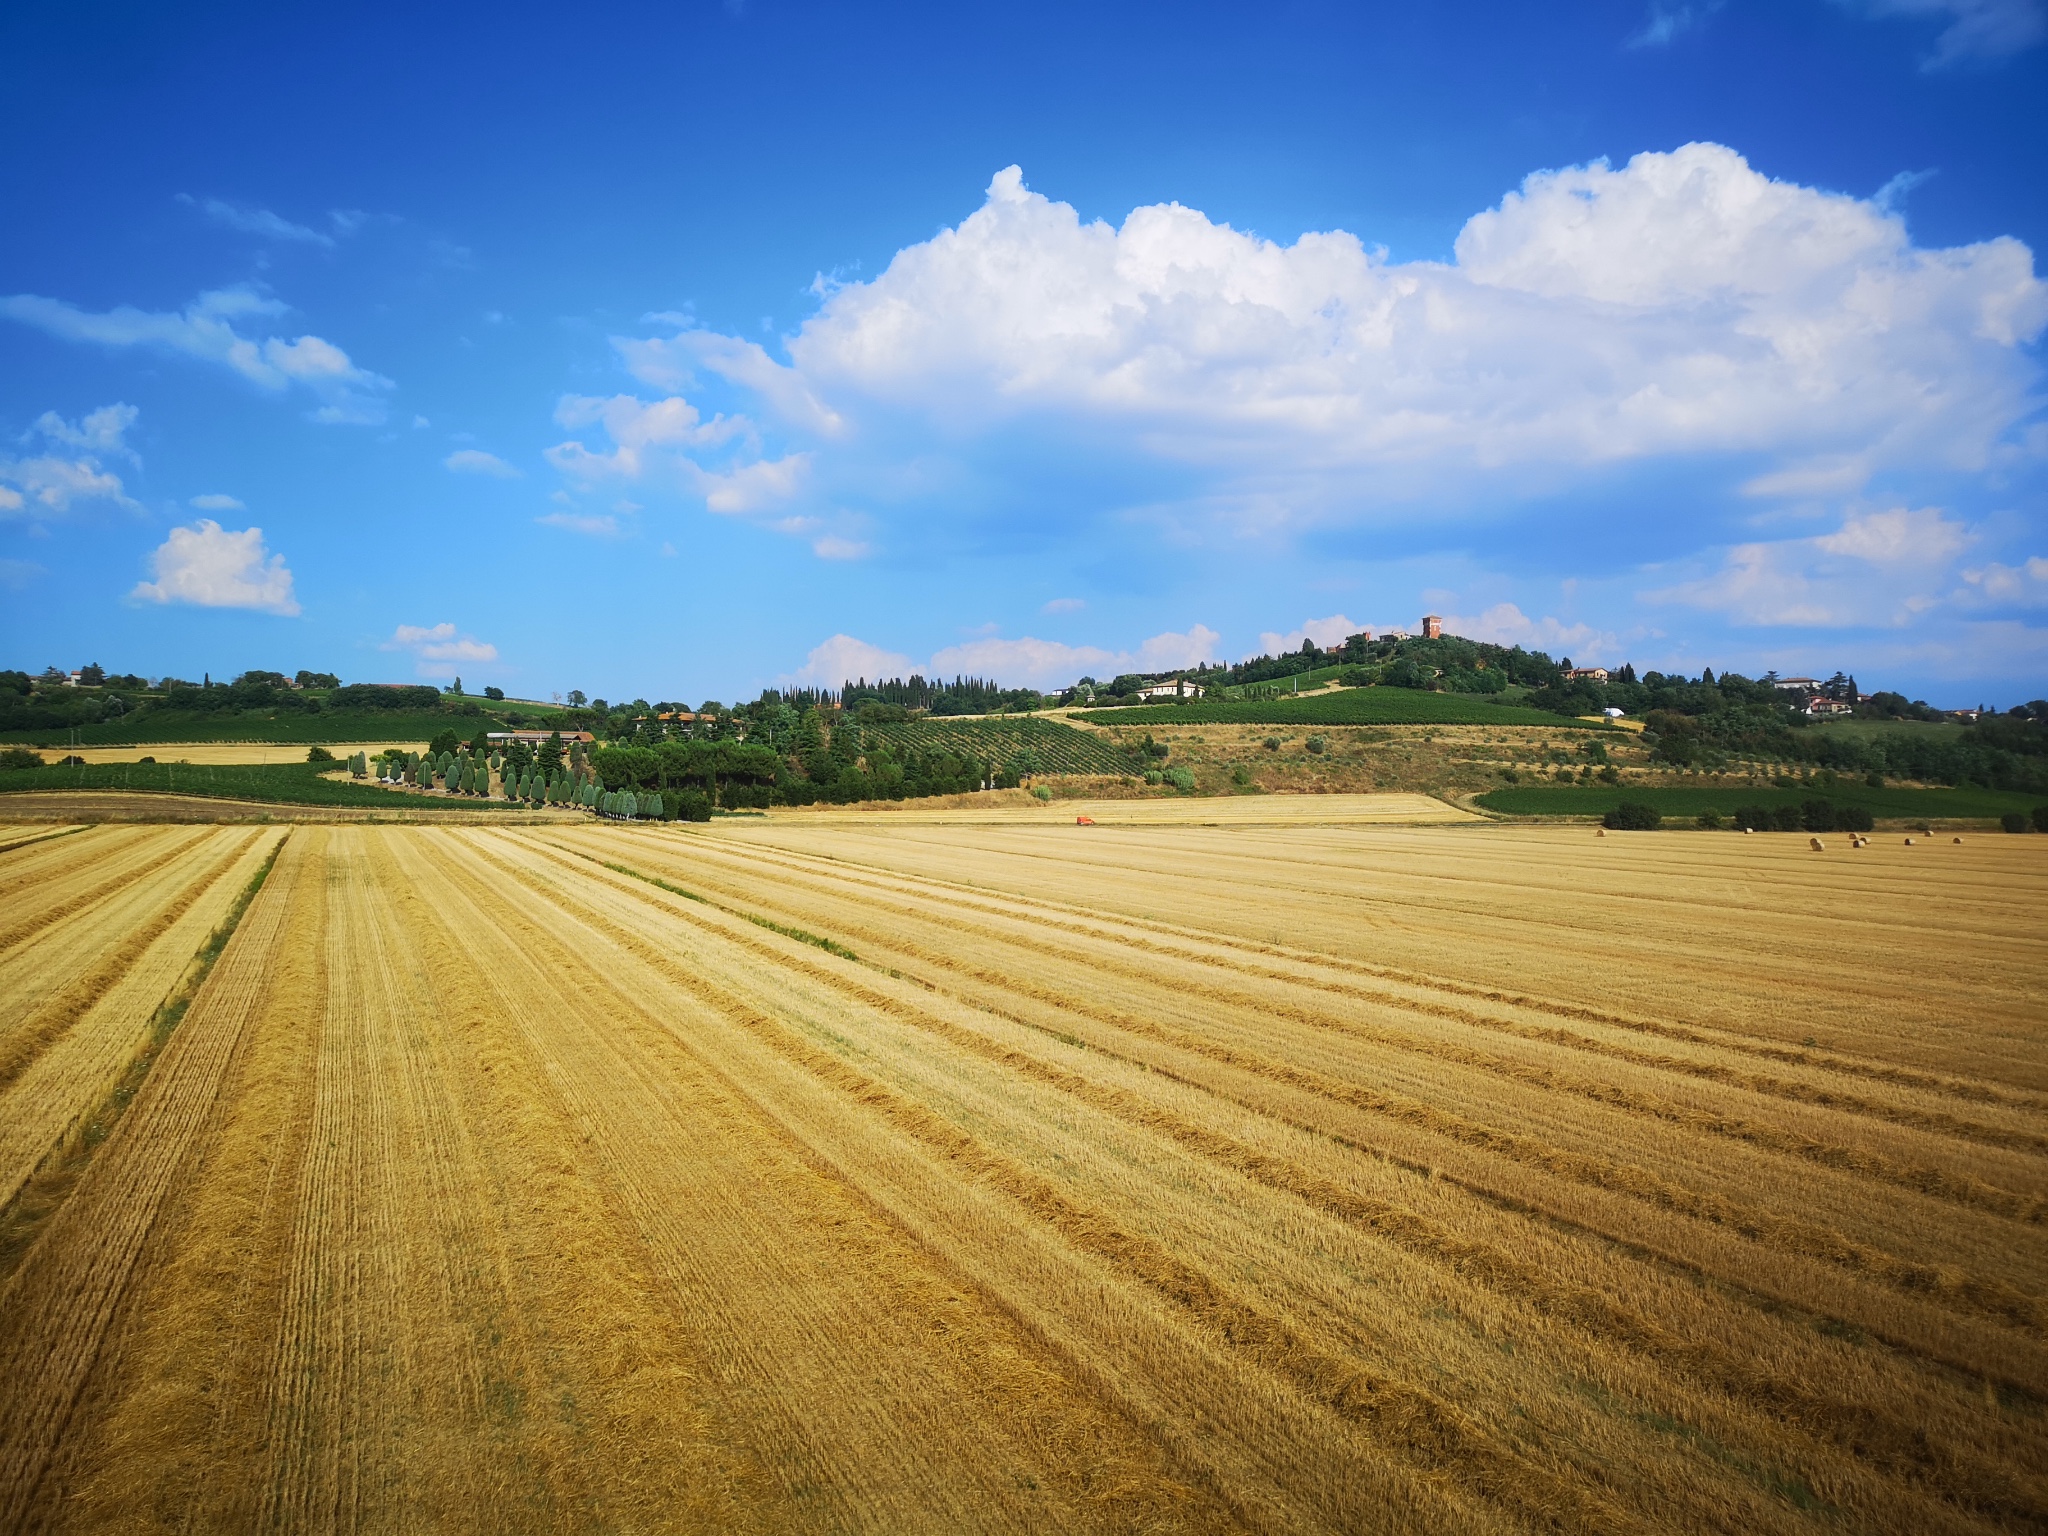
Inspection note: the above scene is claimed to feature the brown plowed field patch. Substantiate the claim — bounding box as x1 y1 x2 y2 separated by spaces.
0 820 2041 1534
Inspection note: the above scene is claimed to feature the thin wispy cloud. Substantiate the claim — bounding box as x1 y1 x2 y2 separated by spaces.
1627 1 1725 48
444 448 521 477
179 194 335 246
0 288 393 424
1837 0 2047 67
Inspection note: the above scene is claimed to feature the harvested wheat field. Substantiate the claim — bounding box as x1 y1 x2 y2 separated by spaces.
765 788 1477 826
1 818 2043 1534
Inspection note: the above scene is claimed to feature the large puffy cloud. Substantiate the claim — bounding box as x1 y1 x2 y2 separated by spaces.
570 146 2041 556
131 520 300 615
1 404 141 518
770 151 2042 486
0 287 393 424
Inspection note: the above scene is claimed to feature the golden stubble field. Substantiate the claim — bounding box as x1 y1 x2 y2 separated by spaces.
0 813 2043 1534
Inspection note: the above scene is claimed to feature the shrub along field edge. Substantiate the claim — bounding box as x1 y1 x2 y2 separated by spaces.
1477 782 2042 822
0 761 530 810
1076 689 1579 728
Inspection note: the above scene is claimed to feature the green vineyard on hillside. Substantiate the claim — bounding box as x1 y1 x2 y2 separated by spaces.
857 716 1140 775
1076 688 1575 727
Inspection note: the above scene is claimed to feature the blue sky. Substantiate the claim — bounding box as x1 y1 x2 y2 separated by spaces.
2 0 2044 706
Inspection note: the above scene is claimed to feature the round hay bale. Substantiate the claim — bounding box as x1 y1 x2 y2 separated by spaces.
1953 836 1964 844
1809 836 1826 852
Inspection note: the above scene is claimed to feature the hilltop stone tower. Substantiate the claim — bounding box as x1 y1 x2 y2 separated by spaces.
1422 614 1443 639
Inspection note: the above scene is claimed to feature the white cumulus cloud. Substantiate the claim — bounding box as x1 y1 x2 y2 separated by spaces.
383 621 500 677
781 634 916 688
0 287 393 425
131 520 300 615
627 147 2041 543
1 404 141 518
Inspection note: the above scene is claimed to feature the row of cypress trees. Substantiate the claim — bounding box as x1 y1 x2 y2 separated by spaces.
597 788 662 819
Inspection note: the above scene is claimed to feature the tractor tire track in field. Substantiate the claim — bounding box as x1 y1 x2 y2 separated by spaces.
449 833 1544 1535
658 829 2048 1117
475 835 1933 1536
255 830 544 1532
560 833 2048 1346
504 836 2045 1528
600 832 2048 1199
0 825 209 955
6 822 2043 1536
0 830 298 1530
704 829 2043 1111
0 828 278 1220
0 825 89 858
0 830 267 1100
407 832 1256 1536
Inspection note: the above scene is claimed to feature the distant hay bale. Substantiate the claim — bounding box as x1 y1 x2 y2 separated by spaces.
1809 836 1825 852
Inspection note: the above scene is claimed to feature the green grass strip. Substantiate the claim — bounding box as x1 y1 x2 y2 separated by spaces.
0 825 92 856
596 853 858 960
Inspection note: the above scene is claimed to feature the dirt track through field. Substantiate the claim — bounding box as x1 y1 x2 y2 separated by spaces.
0 819 2042 1534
